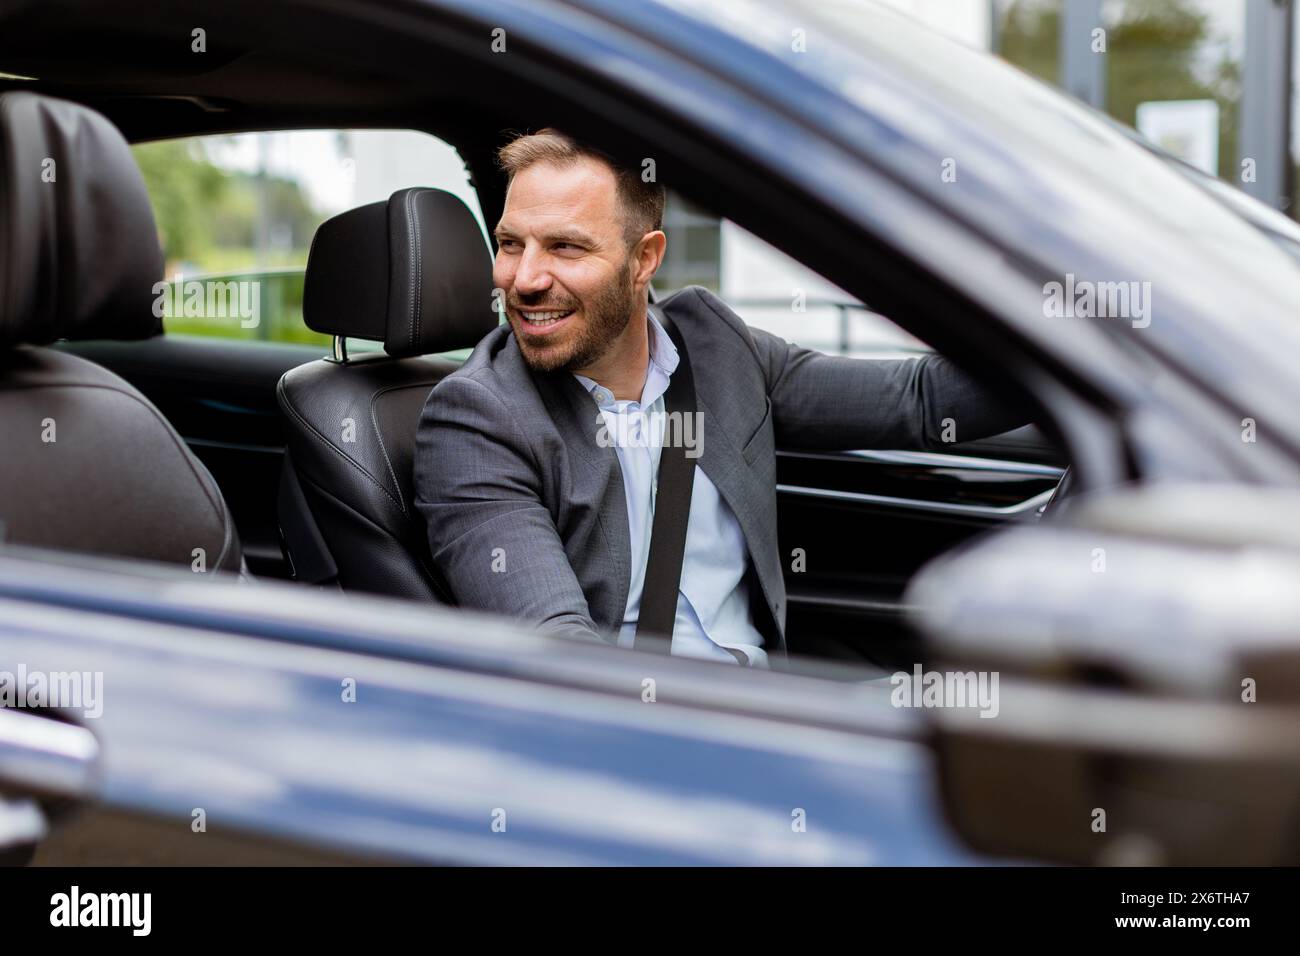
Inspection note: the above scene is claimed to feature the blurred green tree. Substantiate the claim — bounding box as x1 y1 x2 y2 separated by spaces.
133 137 324 271
132 139 228 264
132 135 329 345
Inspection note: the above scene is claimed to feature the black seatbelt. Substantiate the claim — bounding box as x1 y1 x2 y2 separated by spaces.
633 310 696 650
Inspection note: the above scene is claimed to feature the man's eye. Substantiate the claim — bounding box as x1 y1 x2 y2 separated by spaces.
498 239 520 250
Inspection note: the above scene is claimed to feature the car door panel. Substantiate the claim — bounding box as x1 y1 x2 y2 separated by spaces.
0 546 987 867
776 441 1064 666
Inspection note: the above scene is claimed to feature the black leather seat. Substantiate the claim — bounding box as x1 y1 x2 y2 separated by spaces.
0 92 243 573
276 187 495 599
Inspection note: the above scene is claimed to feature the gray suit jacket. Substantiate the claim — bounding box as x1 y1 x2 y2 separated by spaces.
413 286 1025 652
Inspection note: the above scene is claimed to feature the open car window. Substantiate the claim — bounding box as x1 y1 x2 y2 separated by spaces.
132 129 486 348
717 219 928 360
653 197 927 359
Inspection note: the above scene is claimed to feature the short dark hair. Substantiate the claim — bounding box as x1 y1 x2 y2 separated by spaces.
497 128 665 245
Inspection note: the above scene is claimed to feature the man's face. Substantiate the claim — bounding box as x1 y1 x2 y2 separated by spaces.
493 157 639 372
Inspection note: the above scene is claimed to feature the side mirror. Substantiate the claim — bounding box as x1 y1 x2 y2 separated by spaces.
904 485 1300 865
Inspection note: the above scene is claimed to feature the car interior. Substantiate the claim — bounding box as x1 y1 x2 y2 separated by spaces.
0 94 245 577
0 12 1070 673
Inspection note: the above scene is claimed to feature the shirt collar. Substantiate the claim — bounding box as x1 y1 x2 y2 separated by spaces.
573 306 678 410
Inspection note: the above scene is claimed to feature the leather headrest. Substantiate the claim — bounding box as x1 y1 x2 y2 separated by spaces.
303 187 496 358
0 92 164 347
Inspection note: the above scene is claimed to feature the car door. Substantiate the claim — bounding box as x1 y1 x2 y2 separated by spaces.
5 483 1298 868
0 544 979 867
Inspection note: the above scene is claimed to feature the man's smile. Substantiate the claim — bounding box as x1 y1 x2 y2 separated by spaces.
515 306 577 336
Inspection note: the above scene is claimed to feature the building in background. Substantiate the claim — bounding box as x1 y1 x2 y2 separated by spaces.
671 0 1296 355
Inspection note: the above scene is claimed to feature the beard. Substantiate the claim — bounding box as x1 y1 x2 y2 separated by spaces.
508 262 638 374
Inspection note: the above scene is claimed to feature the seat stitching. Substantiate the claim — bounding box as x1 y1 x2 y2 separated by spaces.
298 466 423 548
0 97 13 325
294 467 442 597
405 189 418 352
276 376 406 515
366 380 442 519
413 192 424 351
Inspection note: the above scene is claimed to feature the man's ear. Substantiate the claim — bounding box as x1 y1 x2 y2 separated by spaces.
631 230 667 288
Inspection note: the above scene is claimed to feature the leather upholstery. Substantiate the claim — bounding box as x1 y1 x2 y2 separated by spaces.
277 187 496 598
278 352 463 597
0 347 242 571
0 92 163 346
303 187 495 357
0 92 242 574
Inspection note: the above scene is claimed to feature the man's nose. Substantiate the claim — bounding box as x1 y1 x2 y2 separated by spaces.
513 247 553 295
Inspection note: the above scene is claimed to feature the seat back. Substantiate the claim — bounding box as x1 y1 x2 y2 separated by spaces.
277 187 495 598
0 92 242 573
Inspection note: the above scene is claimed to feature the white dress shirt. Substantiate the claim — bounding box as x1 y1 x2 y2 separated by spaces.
573 311 769 667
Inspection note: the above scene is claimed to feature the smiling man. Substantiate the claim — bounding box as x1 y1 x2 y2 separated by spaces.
413 128 1027 665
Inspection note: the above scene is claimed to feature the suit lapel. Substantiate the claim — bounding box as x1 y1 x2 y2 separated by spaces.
530 368 631 627
694 392 769 580
658 303 784 648
660 311 771 574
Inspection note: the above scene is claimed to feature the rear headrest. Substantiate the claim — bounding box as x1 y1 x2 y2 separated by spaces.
0 92 163 347
303 187 496 358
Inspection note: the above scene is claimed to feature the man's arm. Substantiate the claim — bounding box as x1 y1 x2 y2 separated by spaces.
749 326 1030 451
412 374 605 643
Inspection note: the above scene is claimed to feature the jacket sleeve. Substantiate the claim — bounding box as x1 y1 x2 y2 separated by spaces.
412 373 606 644
734 313 1030 451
